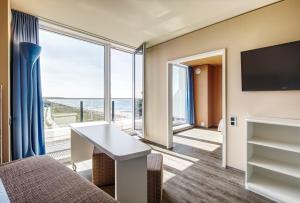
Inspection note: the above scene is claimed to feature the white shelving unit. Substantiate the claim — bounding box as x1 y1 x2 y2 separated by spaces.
246 116 300 203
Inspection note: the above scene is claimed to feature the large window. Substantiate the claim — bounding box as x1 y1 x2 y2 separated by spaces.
110 48 133 133
40 28 144 163
40 29 105 161
172 65 188 126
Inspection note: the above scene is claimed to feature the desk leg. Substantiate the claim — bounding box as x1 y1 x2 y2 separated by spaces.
115 156 147 203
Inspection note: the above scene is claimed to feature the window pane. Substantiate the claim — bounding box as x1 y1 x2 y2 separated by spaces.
40 29 104 162
110 49 133 133
173 65 187 126
134 48 144 133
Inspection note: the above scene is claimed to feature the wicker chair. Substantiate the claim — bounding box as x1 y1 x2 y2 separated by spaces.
92 147 115 187
147 153 163 203
92 147 163 203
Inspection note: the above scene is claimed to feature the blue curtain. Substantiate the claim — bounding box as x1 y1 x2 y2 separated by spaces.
186 67 195 125
11 10 45 160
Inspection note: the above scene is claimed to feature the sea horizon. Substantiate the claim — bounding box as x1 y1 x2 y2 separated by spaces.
43 97 135 112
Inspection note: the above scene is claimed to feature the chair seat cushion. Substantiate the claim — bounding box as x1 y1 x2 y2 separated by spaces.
147 153 163 172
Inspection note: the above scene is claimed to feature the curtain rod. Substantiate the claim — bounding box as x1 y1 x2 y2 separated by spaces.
35 15 137 50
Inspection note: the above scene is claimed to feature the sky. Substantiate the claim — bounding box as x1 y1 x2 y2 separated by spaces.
40 29 140 99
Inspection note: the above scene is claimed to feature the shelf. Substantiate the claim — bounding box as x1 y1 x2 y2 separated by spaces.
248 156 300 179
246 116 300 202
248 137 300 153
247 174 300 203
246 116 300 127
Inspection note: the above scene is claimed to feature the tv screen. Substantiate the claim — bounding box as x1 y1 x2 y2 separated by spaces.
241 40 300 91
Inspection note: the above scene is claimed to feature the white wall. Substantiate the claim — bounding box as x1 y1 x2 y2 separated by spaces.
145 0 300 170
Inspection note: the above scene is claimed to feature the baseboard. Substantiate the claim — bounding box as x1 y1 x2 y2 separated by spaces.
226 166 245 174
141 139 169 149
173 124 194 133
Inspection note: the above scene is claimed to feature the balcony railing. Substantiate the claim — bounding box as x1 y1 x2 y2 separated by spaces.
43 97 134 163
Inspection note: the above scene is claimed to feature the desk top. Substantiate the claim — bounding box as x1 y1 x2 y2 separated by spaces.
70 122 151 161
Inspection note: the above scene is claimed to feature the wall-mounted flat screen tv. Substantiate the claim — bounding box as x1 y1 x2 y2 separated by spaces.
241 40 300 91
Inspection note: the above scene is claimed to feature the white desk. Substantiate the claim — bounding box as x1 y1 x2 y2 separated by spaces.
70 122 151 203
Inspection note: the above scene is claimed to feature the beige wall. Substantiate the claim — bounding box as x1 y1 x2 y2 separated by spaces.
0 0 11 163
145 0 300 170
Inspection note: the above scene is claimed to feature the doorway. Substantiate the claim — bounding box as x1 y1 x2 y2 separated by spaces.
167 49 227 167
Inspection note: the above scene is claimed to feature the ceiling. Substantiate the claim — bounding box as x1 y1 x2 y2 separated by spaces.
11 0 280 48
183 55 222 67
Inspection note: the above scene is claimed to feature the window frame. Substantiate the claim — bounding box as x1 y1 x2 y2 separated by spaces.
110 48 134 131
172 63 189 127
39 23 136 124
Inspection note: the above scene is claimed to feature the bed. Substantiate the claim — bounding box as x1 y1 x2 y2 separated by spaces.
0 155 117 203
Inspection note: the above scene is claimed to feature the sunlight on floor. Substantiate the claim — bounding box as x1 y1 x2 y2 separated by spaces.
152 150 194 171
176 128 223 143
67 159 92 171
63 127 226 194
66 159 93 181
163 170 176 183
173 136 221 152
67 148 196 184
150 144 199 162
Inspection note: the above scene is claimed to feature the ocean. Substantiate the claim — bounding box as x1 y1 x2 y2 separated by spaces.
44 98 133 112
